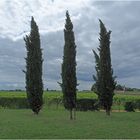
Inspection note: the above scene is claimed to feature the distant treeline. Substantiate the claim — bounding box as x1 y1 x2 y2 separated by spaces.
91 84 140 92
115 84 140 91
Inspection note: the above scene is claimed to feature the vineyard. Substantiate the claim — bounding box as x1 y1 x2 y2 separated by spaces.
0 91 139 99
0 91 140 111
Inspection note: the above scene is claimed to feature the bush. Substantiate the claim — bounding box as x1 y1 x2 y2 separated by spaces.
76 99 99 111
0 97 29 109
135 100 140 110
0 97 99 111
124 102 135 112
47 98 63 109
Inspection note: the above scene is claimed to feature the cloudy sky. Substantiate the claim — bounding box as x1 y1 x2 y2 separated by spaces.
0 0 140 90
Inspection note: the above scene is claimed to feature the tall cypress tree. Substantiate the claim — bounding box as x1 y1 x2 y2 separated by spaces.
61 11 77 120
92 50 100 95
24 17 43 114
93 20 116 115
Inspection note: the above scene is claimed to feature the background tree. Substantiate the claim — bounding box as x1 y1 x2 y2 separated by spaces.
60 11 77 120
24 17 43 114
93 19 116 115
115 84 124 91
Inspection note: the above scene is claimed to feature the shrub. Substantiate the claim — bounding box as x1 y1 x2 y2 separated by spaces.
124 102 135 112
0 97 29 109
47 98 63 109
135 100 140 110
76 99 99 111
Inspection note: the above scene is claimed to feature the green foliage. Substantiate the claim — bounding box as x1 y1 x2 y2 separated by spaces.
115 84 124 90
124 102 135 112
93 20 116 115
92 50 100 95
61 11 77 113
24 17 43 114
47 98 63 109
0 91 26 98
0 97 29 109
76 99 99 111
135 99 140 110
0 91 140 111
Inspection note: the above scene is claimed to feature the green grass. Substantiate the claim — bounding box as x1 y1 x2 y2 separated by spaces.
0 91 139 138
0 108 139 139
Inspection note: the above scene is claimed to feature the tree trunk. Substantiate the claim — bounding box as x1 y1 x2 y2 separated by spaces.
34 111 39 115
106 109 110 116
70 109 73 120
73 108 76 120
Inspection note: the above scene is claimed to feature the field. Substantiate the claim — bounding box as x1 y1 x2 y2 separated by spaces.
0 91 140 139
0 108 140 139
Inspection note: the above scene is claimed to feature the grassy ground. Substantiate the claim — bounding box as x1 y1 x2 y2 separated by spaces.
0 108 140 139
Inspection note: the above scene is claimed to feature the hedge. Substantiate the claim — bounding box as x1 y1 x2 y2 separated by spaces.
0 97 99 111
124 102 135 112
0 97 139 111
135 99 140 110
76 99 99 111
0 97 29 109
47 98 99 111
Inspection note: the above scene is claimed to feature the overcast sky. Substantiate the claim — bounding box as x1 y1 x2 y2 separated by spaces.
0 0 140 90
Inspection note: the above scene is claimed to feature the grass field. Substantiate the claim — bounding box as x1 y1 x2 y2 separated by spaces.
0 108 139 139
0 91 140 139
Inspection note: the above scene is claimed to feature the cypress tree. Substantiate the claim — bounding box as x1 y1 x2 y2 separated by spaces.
93 19 116 115
61 11 77 120
92 50 100 95
24 17 43 114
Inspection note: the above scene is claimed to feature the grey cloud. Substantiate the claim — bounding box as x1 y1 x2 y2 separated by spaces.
0 1 140 90
92 1 140 88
